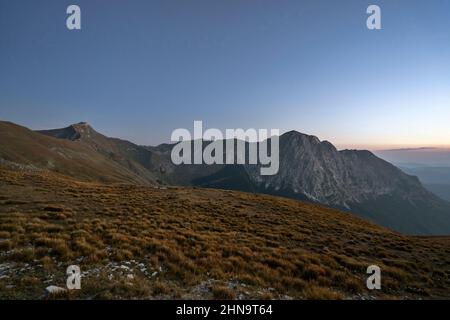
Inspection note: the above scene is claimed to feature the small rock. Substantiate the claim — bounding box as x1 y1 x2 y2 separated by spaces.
237 293 246 300
151 271 158 277
45 285 66 295
127 274 134 279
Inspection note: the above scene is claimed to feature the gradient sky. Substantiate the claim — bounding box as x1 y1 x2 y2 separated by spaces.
1 0 450 148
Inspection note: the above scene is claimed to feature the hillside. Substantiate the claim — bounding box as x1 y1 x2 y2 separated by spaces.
1 168 450 299
0 121 160 185
37 122 168 184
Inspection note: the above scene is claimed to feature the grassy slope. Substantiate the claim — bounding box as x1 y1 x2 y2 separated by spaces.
1 168 450 299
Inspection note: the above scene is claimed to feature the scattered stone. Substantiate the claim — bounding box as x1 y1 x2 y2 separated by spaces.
45 285 66 295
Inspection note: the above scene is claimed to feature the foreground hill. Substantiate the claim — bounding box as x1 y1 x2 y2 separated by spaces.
1 168 450 299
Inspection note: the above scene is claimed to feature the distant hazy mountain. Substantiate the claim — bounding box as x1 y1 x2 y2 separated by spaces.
424 184 450 202
2 120 450 235
398 166 450 202
399 166 450 185
375 148 450 207
375 148 450 167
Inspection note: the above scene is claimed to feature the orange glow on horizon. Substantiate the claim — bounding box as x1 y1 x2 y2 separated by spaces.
335 144 450 151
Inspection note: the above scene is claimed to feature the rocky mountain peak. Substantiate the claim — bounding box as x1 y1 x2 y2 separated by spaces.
38 122 98 141
282 130 321 144
69 122 95 138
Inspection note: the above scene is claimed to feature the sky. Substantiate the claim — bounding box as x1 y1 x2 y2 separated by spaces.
1 0 450 148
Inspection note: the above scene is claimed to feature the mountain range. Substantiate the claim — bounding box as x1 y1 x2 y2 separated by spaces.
1 120 450 235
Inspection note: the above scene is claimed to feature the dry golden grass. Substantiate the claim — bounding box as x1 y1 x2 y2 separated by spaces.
1 168 450 299
211 285 236 300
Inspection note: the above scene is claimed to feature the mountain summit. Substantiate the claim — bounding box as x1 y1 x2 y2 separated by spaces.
37 122 94 141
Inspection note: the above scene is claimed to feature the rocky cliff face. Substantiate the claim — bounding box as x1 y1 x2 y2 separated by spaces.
244 131 432 208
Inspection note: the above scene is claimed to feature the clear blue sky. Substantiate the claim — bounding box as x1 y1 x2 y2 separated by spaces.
1 0 450 148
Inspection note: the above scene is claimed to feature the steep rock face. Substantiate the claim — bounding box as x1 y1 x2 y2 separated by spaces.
246 131 352 206
245 131 433 208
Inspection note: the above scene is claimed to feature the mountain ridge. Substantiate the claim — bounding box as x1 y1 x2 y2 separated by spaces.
2 120 450 235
